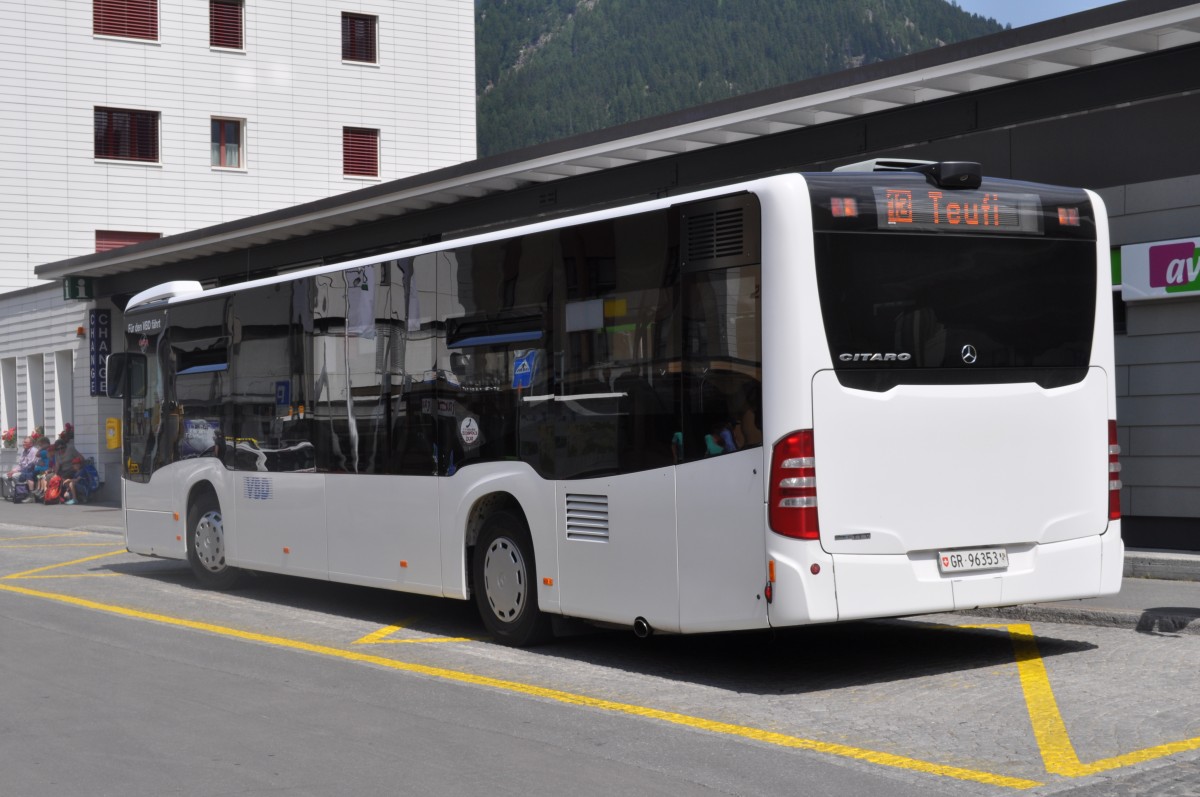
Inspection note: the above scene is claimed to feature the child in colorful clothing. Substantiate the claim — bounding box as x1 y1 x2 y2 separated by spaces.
30 438 53 498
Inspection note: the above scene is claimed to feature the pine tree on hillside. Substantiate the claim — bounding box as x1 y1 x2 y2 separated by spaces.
476 0 1005 157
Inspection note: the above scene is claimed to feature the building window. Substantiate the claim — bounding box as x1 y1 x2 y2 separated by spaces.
94 107 159 162
96 230 162 253
343 127 379 177
209 0 243 49
341 13 377 63
211 118 243 168
94 0 158 40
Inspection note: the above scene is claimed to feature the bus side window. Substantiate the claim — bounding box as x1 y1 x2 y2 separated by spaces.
231 282 312 472
681 264 762 462
552 212 681 478
168 297 234 470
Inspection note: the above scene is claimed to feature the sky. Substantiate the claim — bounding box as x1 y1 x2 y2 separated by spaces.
951 0 1122 29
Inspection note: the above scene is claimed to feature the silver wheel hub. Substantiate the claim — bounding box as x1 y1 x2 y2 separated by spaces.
482 537 527 623
193 510 226 572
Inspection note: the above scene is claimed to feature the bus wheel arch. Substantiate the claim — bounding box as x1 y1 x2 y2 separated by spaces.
186 482 241 590
466 493 551 647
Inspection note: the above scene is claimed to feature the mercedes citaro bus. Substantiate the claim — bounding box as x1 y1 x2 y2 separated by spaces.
106 160 1122 645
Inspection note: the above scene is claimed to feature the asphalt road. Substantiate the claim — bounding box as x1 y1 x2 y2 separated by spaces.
3 525 1199 796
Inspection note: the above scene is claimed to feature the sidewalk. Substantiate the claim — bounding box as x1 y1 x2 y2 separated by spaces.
2 499 1198 634
972 550 1200 635
0 497 125 535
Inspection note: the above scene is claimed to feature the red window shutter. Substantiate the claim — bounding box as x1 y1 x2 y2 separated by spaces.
341 13 377 63
94 0 158 40
96 230 161 253
343 128 379 177
209 0 243 49
94 107 160 162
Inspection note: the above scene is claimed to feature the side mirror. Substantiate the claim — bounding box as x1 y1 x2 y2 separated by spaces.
106 353 147 399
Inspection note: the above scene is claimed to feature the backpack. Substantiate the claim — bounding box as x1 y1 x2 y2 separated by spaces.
75 462 100 503
11 482 28 503
43 474 63 504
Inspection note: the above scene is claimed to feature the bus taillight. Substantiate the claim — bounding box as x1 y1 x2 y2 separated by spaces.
1109 420 1122 521
769 430 819 540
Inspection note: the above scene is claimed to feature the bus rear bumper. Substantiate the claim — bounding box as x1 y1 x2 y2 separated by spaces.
829 530 1123 622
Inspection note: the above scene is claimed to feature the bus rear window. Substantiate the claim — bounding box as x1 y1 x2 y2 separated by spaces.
813 232 1097 390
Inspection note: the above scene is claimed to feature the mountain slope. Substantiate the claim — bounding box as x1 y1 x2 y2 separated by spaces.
476 0 1005 157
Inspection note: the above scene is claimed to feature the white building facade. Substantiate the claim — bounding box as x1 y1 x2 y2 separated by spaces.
0 0 475 490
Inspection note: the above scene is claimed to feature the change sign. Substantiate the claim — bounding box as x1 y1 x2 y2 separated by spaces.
89 309 111 396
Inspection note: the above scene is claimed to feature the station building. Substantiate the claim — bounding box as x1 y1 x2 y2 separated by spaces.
0 0 475 478
20 0 1200 550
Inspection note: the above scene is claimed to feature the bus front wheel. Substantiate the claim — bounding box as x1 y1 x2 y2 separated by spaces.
187 493 241 590
472 511 552 647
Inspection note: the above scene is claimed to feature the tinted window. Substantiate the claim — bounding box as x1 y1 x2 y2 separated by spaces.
814 233 1096 389
121 310 167 483
311 264 406 474
438 235 553 476
552 213 682 478
169 298 232 468
680 265 762 462
231 283 314 472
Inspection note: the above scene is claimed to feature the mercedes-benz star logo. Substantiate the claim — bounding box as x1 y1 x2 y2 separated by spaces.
961 344 978 364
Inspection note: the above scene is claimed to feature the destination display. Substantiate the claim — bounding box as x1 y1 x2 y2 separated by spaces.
874 187 1042 234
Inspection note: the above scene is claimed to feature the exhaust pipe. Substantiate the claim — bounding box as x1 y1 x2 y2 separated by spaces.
632 617 652 639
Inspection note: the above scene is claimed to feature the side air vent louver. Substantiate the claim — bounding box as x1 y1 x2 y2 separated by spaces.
565 493 610 542
687 207 745 262
679 194 761 272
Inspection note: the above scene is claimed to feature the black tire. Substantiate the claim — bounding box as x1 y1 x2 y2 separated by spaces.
187 492 241 590
472 511 553 647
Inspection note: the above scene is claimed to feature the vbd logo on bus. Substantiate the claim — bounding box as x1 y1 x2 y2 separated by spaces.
1149 241 1200 294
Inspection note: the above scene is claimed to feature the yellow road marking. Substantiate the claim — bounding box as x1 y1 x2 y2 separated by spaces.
6 550 1193 784
0 543 126 549
0 579 1039 790
0 532 87 541
354 620 477 645
1005 623 1200 776
353 620 414 645
2 549 126 580
14 573 122 580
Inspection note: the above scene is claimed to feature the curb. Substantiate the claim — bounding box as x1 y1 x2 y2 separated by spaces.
960 604 1200 636
1124 551 1200 582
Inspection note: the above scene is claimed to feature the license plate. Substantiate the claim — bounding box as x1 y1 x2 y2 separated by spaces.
938 547 1009 574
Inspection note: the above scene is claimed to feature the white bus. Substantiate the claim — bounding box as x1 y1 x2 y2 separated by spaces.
107 161 1123 646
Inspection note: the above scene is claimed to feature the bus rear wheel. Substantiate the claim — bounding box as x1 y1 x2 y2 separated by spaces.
472 511 552 647
188 493 241 590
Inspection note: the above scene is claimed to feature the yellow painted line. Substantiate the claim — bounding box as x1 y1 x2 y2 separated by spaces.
353 620 477 645
2 549 126 580
353 621 412 645
0 580 1039 790
0 543 126 549
374 637 477 644
1005 623 1200 777
0 532 87 541
14 573 122 580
